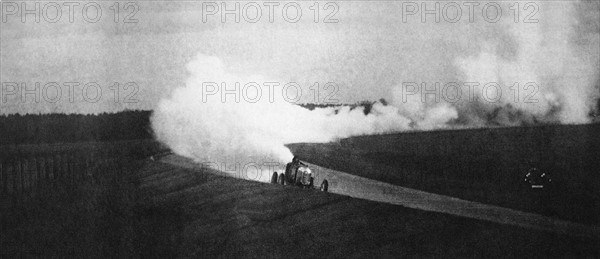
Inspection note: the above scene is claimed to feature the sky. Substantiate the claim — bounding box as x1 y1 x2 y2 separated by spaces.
1 1 598 116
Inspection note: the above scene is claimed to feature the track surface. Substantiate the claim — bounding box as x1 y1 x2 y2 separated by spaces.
141 154 599 257
162 154 599 239
308 163 599 238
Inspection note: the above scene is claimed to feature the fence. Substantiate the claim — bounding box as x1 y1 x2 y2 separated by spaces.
0 151 130 208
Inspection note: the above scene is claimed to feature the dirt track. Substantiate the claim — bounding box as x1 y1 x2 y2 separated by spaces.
161 154 599 239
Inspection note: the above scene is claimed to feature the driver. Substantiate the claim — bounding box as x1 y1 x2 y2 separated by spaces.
285 156 304 185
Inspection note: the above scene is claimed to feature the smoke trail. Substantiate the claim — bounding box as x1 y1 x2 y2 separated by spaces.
151 1 598 182
454 1 599 124
151 53 452 181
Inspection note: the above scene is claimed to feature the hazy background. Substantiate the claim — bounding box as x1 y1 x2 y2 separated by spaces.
1 1 599 116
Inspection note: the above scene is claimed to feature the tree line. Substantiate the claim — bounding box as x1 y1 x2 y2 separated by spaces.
0 110 153 145
298 99 388 115
0 101 389 146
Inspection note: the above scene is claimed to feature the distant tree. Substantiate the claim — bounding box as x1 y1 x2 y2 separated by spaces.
0 110 153 145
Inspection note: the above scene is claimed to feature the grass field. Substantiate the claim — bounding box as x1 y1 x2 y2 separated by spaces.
2 151 598 257
0 158 143 257
0 139 165 158
0 140 166 208
288 123 600 225
2 122 599 257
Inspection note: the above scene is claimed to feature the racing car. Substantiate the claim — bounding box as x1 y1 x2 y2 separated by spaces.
271 157 329 192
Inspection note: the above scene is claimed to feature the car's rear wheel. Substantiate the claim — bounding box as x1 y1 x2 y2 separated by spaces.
278 173 285 185
320 180 329 192
271 172 278 184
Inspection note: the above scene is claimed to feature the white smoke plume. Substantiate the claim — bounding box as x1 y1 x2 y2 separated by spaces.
454 1 599 124
151 1 598 182
151 54 457 181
